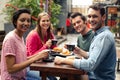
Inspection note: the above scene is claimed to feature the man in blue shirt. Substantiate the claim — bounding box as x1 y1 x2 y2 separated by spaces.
54 4 116 80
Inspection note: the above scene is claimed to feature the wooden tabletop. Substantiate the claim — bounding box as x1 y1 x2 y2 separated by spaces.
30 61 86 80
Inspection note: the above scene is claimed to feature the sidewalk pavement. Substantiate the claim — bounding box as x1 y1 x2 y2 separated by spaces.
57 34 79 48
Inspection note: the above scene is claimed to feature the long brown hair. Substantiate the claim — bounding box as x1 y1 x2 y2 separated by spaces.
36 12 53 44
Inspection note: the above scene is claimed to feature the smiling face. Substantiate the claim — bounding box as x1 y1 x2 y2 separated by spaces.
71 16 87 34
87 8 105 31
16 13 31 33
39 15 50 31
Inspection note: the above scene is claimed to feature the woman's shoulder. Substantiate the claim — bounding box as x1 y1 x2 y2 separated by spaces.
26 30 39 40
28 30 38 36
5 30 15 39
3 30 17 44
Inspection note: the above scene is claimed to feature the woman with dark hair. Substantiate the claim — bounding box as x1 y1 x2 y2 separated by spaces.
1 8 49 80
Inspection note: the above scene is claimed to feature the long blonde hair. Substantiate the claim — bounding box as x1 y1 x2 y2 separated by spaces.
36 12 53 43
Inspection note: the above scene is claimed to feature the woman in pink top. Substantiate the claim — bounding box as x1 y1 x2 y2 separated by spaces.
26 12 56 56
1 8 49 80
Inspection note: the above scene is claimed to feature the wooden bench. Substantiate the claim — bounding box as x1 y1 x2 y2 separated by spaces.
0 30 5 50
116 48 120 71
0 30 5 76
0 30 6 61
115 39 120 44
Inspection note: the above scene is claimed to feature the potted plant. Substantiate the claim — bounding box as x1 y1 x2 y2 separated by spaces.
3 0 61 27
2 0 61 38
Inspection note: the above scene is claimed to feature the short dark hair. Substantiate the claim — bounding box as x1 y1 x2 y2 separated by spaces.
88 4 105 16
12 8 31 28
70 12 86 22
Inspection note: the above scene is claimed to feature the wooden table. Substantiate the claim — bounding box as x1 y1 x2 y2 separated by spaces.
30 61 86 80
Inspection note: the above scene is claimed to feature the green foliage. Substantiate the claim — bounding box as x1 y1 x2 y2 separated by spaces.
2 0 62 28
50 2 62 27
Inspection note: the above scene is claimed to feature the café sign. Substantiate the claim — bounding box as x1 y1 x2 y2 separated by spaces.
108 7 117 14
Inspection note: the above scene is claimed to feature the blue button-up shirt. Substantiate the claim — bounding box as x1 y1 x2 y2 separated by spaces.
73 26 116 80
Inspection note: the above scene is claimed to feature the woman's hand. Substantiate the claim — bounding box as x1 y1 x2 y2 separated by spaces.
35 50 49 61
45 39 52 48
64 44 67 49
